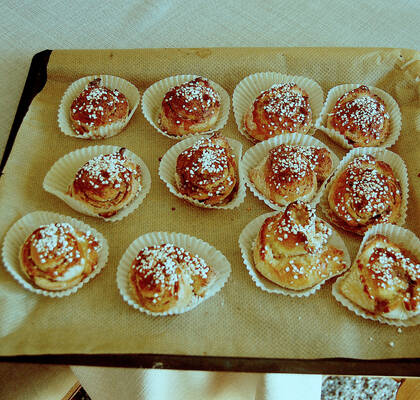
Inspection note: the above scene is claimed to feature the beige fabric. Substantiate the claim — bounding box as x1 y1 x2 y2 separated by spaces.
0 48 419 361
71 367 322 400
0 363 77 400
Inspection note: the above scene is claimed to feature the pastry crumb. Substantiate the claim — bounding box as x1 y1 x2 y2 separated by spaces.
388 341 395 347
397 328 402 333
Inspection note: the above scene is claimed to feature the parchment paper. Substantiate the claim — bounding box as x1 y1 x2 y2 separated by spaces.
0 47 419 359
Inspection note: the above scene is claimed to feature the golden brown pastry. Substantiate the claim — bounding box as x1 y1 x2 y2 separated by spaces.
70 78 130 137
20 222 99 291
253 201 347 291
129 243 215 312
243 83 312 141
326 85 390 147
158 77 221 136
175 133 237 206
68 148 142 218
249 144 333 206
327 154 401 235
338 234 420 320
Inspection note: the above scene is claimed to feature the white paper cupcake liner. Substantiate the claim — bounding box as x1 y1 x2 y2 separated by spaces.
241 133 339 211
315 84 402 150
58 75 140 140
159 135 245 209
43 145 151 222
116 232 231 316
332 223 420 326
238 211 351 297
2 211 109 297
232 72 324 142
319 147 409 235
141 75 230 140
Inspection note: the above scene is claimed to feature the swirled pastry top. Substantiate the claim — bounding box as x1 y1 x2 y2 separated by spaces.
20 222 99 290
176 133 237 205
340 234 420 319
326 85 390 147
243 83 312 141
70 78 129 136
159 77 220 136
254 201 347 291
249 144 333 206
327 155 401 234
130 243 214 312
69 148 141 218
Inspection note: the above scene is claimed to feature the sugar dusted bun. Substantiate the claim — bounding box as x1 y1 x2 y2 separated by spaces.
68 148 142 218
253 201 347 291
19 222 99 291
249 144 333 206
243 83 312 141
158 77 221 136
129 243 215 312
327 154 401 235
327 85 390 147
70 78 129 137
175 133 237 206
339 234 420 320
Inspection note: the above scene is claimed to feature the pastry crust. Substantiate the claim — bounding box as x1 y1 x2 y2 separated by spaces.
175 133 237 206
249 144 333 206
243 83 312 141
129 243 215 312
19 223 99 291
158 77 220 136
339 234 420 320
253 201 347 291
70 78 129 137
327 154 401 235
326 85 390 147
68 148 142 218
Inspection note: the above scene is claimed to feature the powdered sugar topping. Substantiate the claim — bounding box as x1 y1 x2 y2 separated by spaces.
131 243 211 292
75 149 139 190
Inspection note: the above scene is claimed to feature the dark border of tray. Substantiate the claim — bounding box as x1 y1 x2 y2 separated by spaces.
0 49 418 376
1 353 419 376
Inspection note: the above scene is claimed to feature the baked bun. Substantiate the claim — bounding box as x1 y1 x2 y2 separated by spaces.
338 234 420 320
158 77 221 137
70 78 129 137
327 154 401 234
249 144 333 206
19 222 99 291
68 148 142 218
253 201 347 291
129 243 215 312
175 133 237 205
243 83 312 141
326 85 390 147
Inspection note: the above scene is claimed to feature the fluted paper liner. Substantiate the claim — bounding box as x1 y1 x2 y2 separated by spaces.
58 75 140 139
232 72 324 142
43 145 151 222
319 147 409 235
159 135 245 209
141 75 230 140
2 211 109 297
241 133 339 210
332 223 420 326
238 211 351 297
315 84 402 150
117 232 231 316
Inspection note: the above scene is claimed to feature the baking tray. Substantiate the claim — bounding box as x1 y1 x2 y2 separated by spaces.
0 49 419 376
